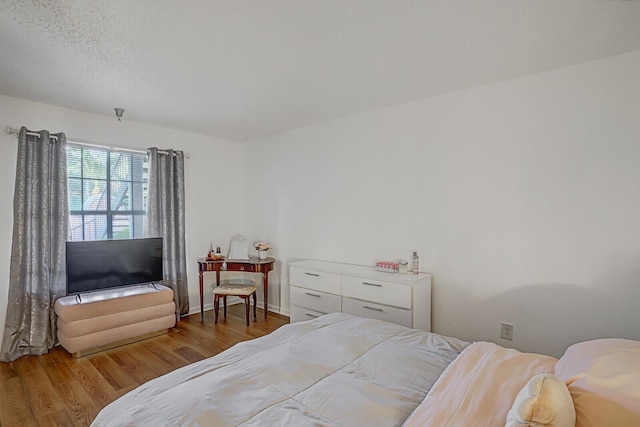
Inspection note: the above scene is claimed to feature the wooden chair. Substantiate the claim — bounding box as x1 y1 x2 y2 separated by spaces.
212 279 258 326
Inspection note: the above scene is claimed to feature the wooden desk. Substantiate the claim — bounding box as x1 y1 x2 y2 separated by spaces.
198 257 275 320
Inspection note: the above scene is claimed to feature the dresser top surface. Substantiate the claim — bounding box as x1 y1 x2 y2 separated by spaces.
289 259 431 285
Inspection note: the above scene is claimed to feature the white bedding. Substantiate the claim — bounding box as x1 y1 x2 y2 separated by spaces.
92 313 468 426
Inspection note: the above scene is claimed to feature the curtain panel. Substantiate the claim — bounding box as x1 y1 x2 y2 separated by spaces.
146 147 188 320
0 127 69 362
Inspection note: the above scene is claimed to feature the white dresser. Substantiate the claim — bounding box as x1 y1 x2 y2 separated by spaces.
289 260 431 331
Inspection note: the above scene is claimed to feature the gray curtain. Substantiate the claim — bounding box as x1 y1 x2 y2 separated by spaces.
146 147 188 320
0 127 69 362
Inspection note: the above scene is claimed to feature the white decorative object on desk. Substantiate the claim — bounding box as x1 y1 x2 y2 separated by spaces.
228 234 249 260
254 241 271 260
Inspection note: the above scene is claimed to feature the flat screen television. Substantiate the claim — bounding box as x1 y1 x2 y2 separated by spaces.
66 237 163 295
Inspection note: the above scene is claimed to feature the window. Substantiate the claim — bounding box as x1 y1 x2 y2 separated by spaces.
67 144 149 240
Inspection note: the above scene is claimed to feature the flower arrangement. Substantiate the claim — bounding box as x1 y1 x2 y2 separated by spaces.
254 241 271 251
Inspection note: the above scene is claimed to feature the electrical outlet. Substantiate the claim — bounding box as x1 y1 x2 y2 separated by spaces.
501 322 514 340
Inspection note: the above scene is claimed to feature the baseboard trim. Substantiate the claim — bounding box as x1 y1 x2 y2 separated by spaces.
188 301 285 317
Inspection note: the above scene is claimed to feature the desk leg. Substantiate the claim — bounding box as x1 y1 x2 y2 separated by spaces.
199 271 204 319
263 273 269 319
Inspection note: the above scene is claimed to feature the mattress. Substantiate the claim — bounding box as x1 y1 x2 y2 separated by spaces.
92 312 469 426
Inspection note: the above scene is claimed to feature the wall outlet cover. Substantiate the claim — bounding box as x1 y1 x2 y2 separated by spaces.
501 322 514 340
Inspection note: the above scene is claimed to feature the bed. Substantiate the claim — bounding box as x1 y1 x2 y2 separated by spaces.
91 313 640 427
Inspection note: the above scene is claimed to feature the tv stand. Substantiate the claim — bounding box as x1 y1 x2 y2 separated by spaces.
54 284 176 357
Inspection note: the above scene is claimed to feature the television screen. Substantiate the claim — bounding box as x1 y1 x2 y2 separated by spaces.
66 238 163 295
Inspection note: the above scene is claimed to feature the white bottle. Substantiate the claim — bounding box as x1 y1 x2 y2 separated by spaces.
412 251 419 274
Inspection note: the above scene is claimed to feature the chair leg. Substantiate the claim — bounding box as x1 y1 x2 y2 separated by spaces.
223 296 227 317
244 296 250 326
252 292 257 320
214 295 220 324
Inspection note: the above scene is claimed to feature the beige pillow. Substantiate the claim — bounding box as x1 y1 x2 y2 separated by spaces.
554 338 640 427
505 374 575 427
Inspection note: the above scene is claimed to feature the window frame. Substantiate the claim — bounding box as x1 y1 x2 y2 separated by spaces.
67 142 149 241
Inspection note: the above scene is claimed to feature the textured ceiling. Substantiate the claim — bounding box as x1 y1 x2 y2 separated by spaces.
1 0 639 141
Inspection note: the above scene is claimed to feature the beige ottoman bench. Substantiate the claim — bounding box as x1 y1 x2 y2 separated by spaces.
54 284 176 357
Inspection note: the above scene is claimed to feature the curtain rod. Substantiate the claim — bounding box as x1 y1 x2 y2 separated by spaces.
6 125 58 140
5 126 189 158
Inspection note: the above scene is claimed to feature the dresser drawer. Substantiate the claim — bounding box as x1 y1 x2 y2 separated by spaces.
290 305 326 323
290 267 342 295
342 297 412 328
341 276 411 309
290 286 341 313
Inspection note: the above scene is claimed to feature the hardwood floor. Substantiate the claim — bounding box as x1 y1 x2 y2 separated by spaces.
0 306 290 427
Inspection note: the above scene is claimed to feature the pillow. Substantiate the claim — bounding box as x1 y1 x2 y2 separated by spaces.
505 374 575 427
402 341 557 427
555 338 640 427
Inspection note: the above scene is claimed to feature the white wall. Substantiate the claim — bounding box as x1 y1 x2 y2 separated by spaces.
0 95 249 336
2 51 639 358
245 51 640 357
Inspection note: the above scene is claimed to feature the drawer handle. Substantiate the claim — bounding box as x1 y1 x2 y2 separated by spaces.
362 282 382 287
305 313 319 318
363 305 384 312
305 292 321 298
304 272 320 277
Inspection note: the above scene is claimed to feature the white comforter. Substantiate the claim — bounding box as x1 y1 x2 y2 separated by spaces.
92 313 468 426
